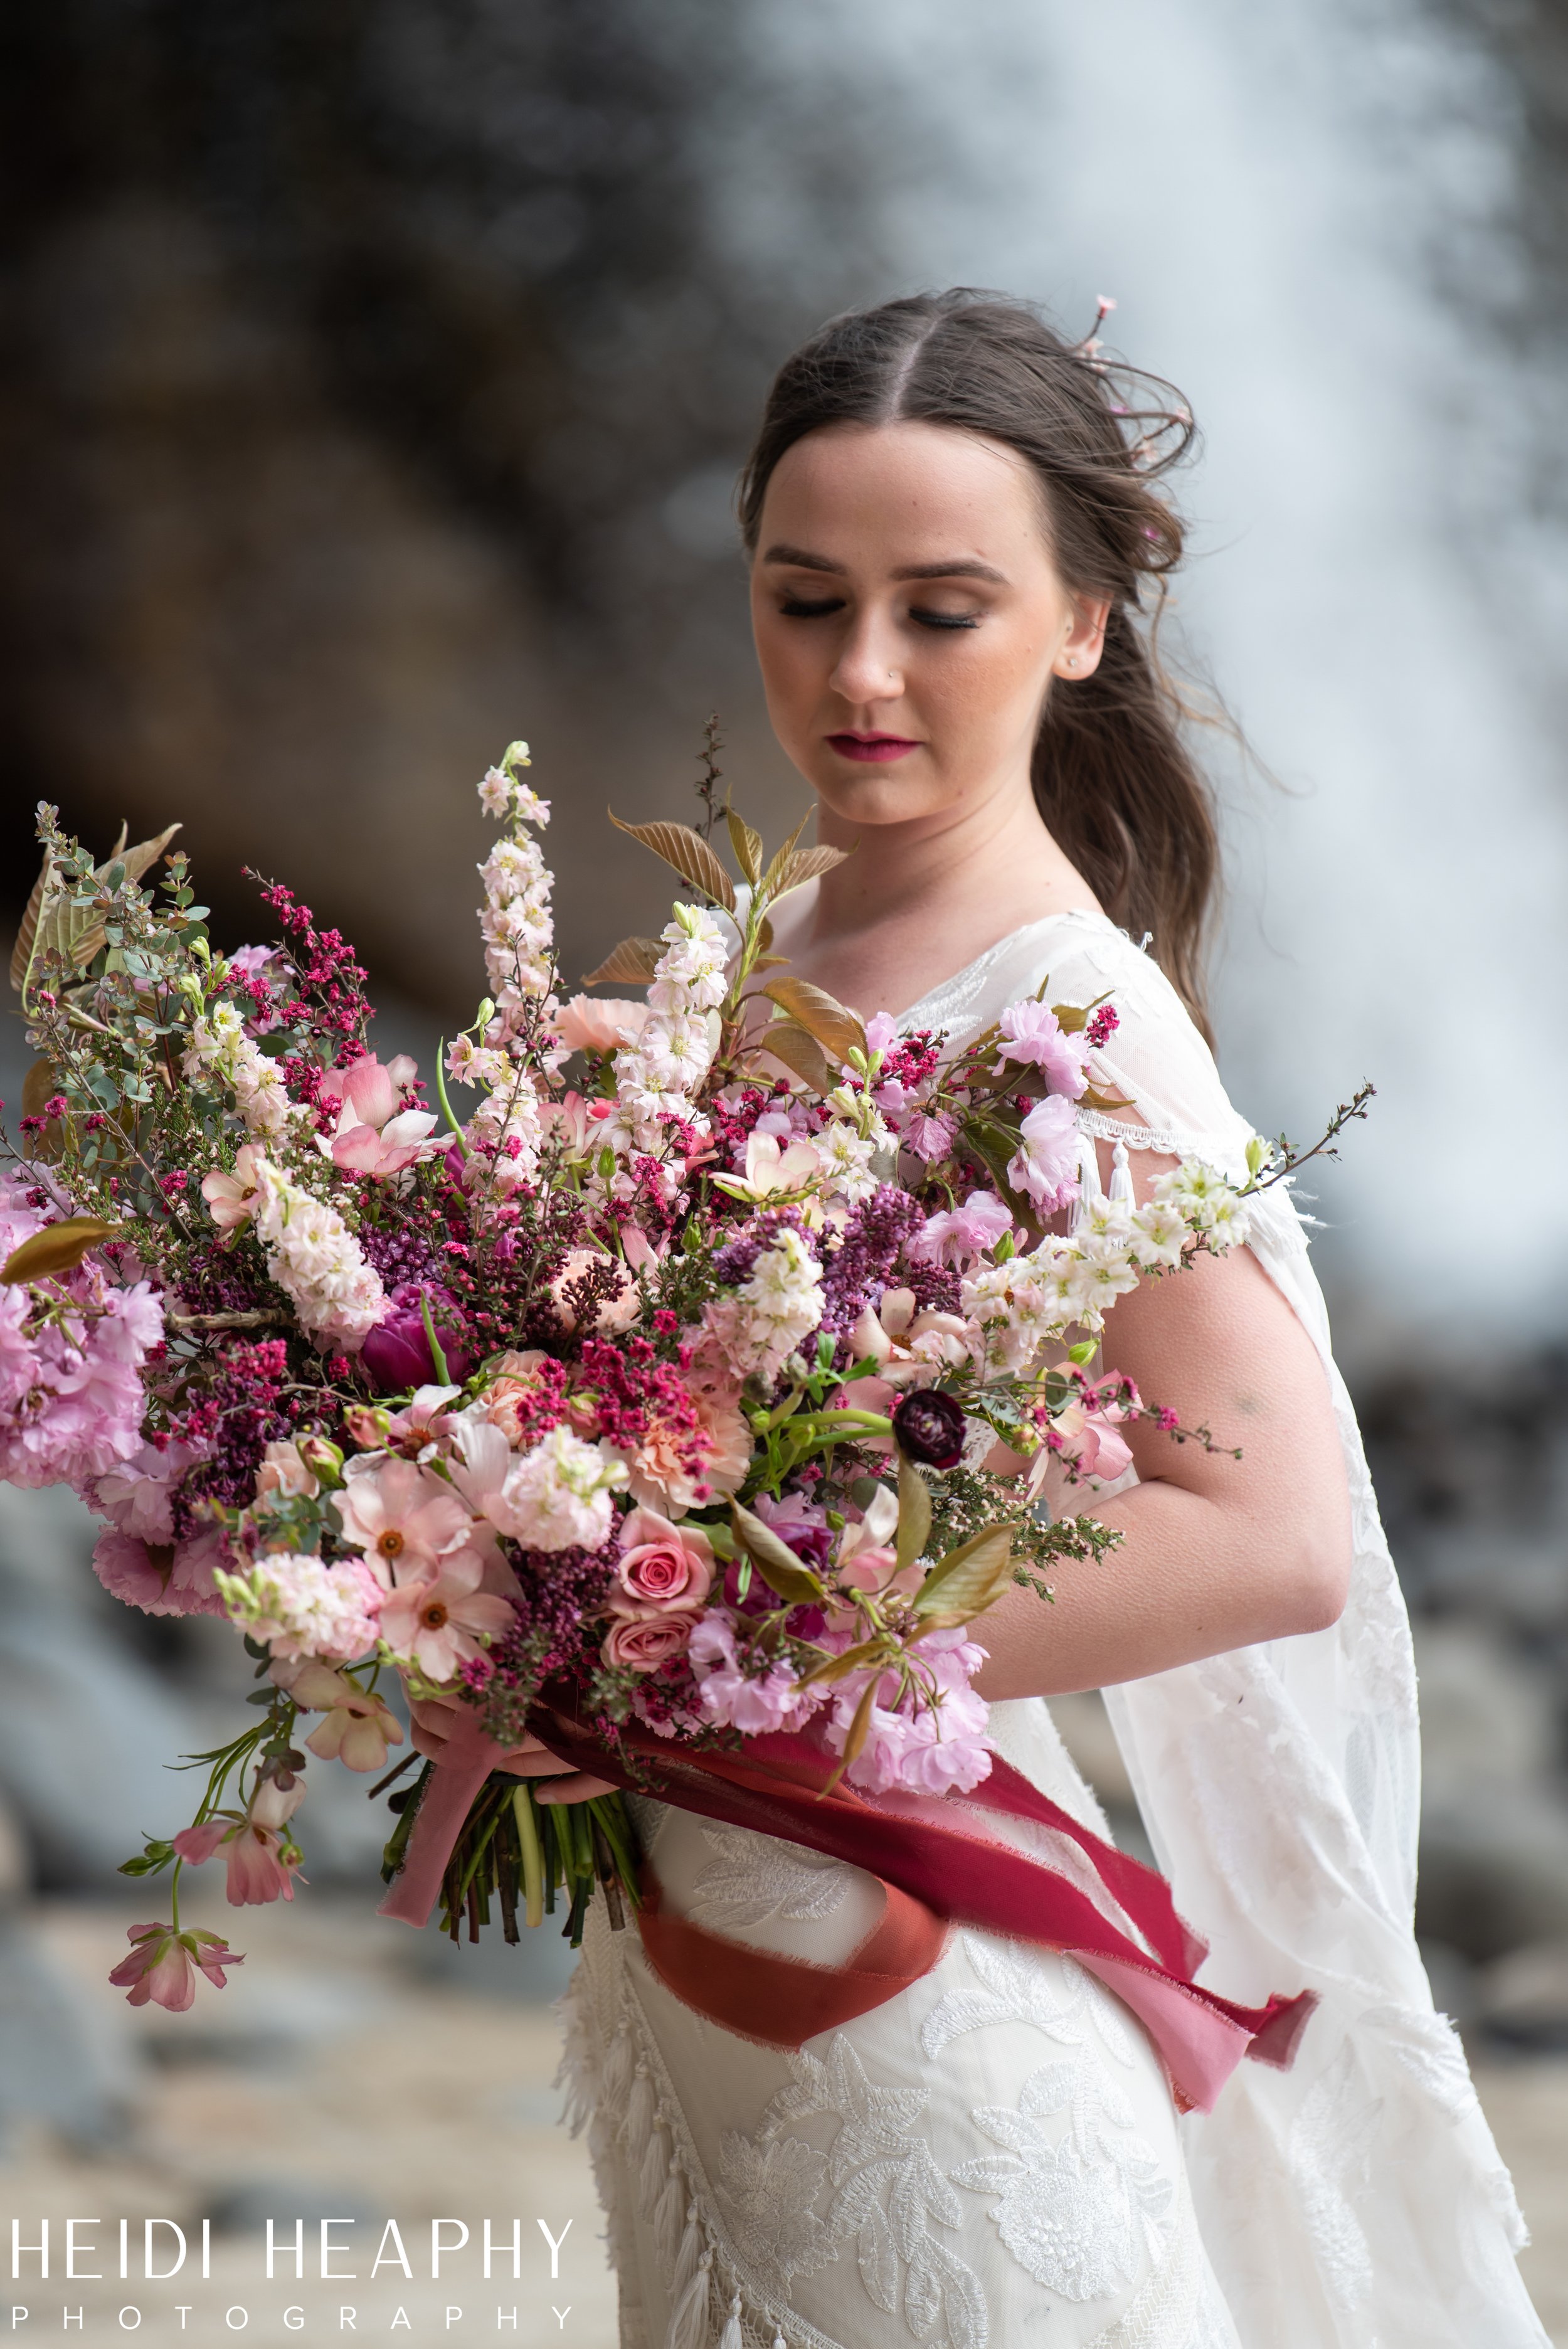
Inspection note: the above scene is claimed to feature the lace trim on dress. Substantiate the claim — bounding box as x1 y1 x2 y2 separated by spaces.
1074 1106 1196 1160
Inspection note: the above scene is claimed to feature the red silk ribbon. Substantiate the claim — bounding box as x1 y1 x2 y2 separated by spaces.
379 1699 1315 2116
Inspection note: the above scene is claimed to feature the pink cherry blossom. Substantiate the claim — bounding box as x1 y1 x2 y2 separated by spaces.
108 1922 243 2011
91 1526 228 1619
336 1456 473 1588
687 1612 819 1734
863 1012 901 1057
610 1508 714 1616
601 1609 703 1673
377 1549 514 1682
997 1001 1090 1098
908 1190 1014 1271
89 1437 206 1544
1007 1092 1081 1214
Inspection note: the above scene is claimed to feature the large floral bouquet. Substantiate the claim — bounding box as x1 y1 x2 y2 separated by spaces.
0 742 1271 2013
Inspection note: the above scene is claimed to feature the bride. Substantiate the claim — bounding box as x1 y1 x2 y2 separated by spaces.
416 292 1546 2347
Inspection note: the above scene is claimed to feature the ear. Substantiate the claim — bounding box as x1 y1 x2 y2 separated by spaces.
1052 597 1112 681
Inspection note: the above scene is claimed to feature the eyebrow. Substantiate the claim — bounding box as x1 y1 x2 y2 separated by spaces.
761 543 1009 586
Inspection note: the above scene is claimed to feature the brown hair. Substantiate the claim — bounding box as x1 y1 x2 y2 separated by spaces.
738 289 1219 1038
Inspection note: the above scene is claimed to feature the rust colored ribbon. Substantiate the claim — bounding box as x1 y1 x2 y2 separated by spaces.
380 1695 1315 2114
636 1864 951 2049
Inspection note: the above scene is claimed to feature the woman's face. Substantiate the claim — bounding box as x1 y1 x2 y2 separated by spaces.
749 420 1104 835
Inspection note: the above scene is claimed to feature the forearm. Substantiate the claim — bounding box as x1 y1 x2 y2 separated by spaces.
972 1470 1348 1700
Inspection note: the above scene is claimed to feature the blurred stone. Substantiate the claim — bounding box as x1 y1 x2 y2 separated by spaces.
202 2178 380 2237
1477 1941 1568 2055
1417 1936 1479 2028
0 1905 139 2150
1414 1619 1561 1801
0 1486 206 1885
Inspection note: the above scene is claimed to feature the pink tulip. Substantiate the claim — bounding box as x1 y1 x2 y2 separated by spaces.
109 1923 243 2012
321 1054 445 1176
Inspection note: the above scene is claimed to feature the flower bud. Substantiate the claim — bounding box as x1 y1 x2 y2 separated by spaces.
891 1387 967 1471
297 1434 346 1488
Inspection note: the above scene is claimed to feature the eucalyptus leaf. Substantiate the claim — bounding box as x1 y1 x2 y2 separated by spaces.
911 1522 1017 1629
895 1451 933 1576
730 1499 826 1605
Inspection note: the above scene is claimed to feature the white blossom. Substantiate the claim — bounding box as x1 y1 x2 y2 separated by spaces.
215 1551 382 1664
490 1425 628 1552
251 1158 388 1350
183 1002 292 1140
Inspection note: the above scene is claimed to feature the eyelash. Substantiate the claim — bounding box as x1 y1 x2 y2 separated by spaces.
778 598 980 632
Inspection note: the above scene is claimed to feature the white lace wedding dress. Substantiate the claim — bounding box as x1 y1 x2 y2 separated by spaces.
558 909 1547 2349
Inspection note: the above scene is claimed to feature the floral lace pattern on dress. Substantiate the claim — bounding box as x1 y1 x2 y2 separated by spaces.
687 1823 854 1934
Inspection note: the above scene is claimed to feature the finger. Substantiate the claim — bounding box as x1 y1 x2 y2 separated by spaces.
499 1749 586 1778
410 1722 448 1760
534 1772 618 1803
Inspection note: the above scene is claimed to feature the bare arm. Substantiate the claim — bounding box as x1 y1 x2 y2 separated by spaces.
972 1151 1353 1700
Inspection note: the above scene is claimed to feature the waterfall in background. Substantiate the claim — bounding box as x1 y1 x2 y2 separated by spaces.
715 0 1568 1357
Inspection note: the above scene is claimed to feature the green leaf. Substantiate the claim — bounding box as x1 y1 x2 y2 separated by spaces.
895 1451 932 1576
731 1500 825 1606
911 1522 1017 1629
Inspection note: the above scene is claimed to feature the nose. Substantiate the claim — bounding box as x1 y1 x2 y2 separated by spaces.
828 607 904 709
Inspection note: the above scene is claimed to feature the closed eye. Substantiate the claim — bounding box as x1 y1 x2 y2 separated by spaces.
911 607 980 631
779 595 846 618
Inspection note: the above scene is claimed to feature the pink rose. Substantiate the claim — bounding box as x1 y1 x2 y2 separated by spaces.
609 1507 714 1616
601 1609 702 1673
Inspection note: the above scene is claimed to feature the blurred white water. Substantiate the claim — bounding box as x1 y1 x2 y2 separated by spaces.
720 0 1568 1356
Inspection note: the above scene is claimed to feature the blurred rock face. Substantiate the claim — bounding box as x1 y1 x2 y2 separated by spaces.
0 0 862 1008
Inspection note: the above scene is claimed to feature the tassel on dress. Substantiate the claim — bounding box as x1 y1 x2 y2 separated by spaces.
670 2203 703 2306
623 2062 656 2158
652 2167 686 2271
601 2026 633 2113
664 2247 712 2349
716 2290 744 2349
638 2122 670 2219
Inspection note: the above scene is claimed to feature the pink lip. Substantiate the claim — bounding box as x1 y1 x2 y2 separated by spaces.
827 732 922 764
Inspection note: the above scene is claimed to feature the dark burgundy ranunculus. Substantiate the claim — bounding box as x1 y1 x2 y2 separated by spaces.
891 1387 967 1470
360 1281 475 1393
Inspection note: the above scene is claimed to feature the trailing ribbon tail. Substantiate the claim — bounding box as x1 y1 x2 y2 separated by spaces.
527 1703 1316 2116
378 1706 521 1926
